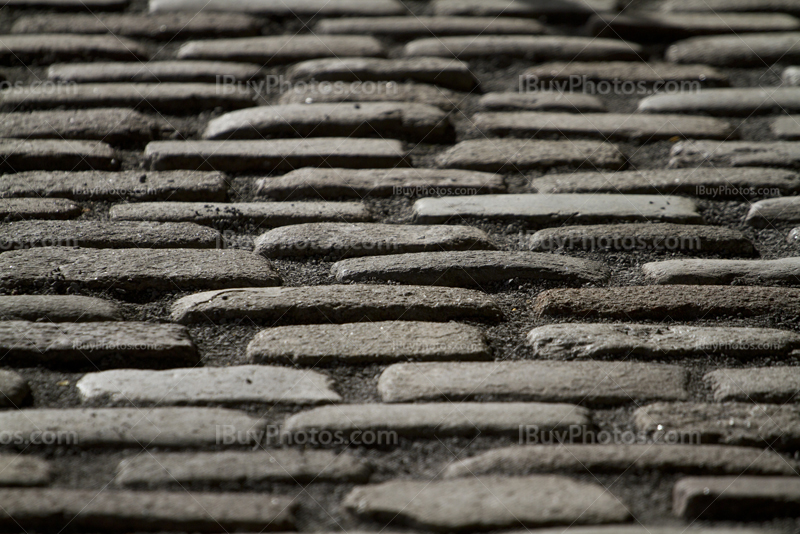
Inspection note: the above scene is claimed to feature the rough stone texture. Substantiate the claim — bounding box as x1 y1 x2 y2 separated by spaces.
0 370 29 407
431 0 619 19
705 367 800 403
784 66 800 85
0 295 122 322
0 248 281 291
76 365 340 405
0 34 147 64
526 323 800 360
510 528 774 534
111 202 371 228
746 197 800 228
478 92 606 113
532 286 800 321
404 36 643 61
255 168 505 200
377 360 689 404
639 88 800 115
343 477 630 531
0 456 50 486
115 450 371 487
666 33 800 66
0 170 228 201
662 0 800 14
13 13 261 39
316 17 546 38
278 81 466 110
669 140 800 169
527 224 755 256
150 0 405 16
523 61 727 85
0 220 221 249
286 57 478 92
444 445 799 478
674 477 800 520
49 61 261 83
0 488 295 531
435 140 627 172
145 139 408 171
0 84 255 113
0 198 80 220
0 140 117 172
771 116 800 139
285 403 590 439
178 35 386 64
254 222 493 259
634 402 800 448
414 194 702 226
531 167 800 198
171 285 502 324
475 112 734 141
2 0 128 7
0 321 198 366
643 257 800 285
0 109 163 144
247 321 490 364
332 251 611 287
204 103 451 142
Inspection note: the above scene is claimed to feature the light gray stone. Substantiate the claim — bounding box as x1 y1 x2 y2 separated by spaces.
77 365 339 405
145 139 408 171
0 370 28 407
666 33 800 66
115 450 371 487
170 285 502 324
254 222 493 259
317 17 546 38
0 140 116 172
479 92 606 112
0 34 146 64
111 202 371 228
246 321 490 364
475 112 734 141
640 88 800 115
644 257 800 285
0 456 49 486
435 140 627 172
431 0 619 19
747 197 800 228
333 251 611 286
2 0 127 7
670 140 800 168
149 0 404 16
178 35 386 64
527 323 800 360
705 367 800 403
278 81 466 110
343 476 630 530
771 115 800 139
255 168 505 200
0 109 163 144
414 194 702 225
0 295 121 322
0 170 228 201
791 227 800 244
662 0 800 15
523 61 727 85
0 198 80 220
508 528 772 534
0 248 280 291
204 103 451 142
378 360 688 404
527 224 755 256
0 488 294 531
674 477 800 520
49 61 261 83
445 445 799 478
784 65 800 85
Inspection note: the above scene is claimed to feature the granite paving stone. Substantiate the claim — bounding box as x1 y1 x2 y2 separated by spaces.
0 109 164 144
674 477 800 520
639 88 800 115
746 197 800 227
478 92 606 113
0 198 80 220
705 367 800 403
666 33 800 66
643 257 800 285
48 61 262 84
0 295 122 322
0 140 117 171
669 140 800 169
149 0 405 16
0 34 147 64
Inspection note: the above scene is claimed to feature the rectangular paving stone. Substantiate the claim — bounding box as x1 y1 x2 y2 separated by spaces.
255 168 505 200
527 224 755 256
0 321 198 366
170 285 502 324
378 361 689 404
0 34 146 64
286 57 478 92
746 197 800 228
644 257 800 285
1 0 128 8
531 167 800 198
0 295 121 322
404 36 642 61
479 92 606 112
0 248 280 291
414 194 702 226
0 198 80 220
247 321 490 364
662 0 800 13
0 488 294 531
333 251 611 286
435 140 627 172
705 367 800 403
666 33 800 66
0 456 49 486
49 61 261 84
639 88 800 115
77 365 339 405
278 81 466 110
150 0 405 16
475 112 734 141
784 65 800 84
317 16 546 38
178 35 385 64
522 61 727 86
674 476 800 520
0 140 117 172
0 170 227 201
527 323 800 360
431 0 618 19
0 109 164 144
771 115 800 139
254 222 493 259
635 402 800 448
111 202 371 228
669 140 800 169
533 286 800 321
204 102 451 142
146 139 408 171
0 220 220 249
115 450 371 487
446 445 798 478
344 476 629 530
